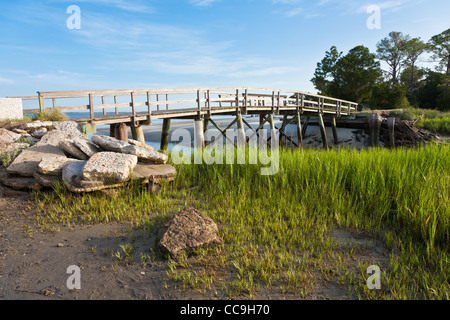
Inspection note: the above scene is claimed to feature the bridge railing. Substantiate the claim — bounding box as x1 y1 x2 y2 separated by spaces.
13 87 357 123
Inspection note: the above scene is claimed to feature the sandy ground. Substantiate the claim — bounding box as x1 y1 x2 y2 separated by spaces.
0 117 388 301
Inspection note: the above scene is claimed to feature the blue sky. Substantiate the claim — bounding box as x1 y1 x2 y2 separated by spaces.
0 0 449 98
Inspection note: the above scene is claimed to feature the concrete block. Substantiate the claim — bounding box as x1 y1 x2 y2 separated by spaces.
0 98 23 121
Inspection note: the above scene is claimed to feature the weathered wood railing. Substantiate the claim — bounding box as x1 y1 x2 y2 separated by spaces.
14 87 357 125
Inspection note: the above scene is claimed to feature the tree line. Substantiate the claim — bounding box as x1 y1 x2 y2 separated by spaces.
311 28 450 111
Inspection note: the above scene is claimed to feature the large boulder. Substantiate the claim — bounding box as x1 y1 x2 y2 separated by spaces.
6 130 69 177
157 207 223 259
81 151 138 184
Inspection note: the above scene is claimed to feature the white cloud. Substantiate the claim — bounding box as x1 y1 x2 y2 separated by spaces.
0 77 14 84
190 0 220 6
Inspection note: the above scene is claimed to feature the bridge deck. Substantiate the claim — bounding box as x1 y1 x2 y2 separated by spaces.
14 87 358 125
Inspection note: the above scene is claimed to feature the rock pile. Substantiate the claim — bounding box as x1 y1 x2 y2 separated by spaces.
0 120 176 192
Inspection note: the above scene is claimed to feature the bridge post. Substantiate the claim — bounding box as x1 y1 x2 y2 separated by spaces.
110 124 116 138
295 112 303 148
331 116 339 145
301 116 310 138
236 113 246 147
131 122 145 144
160 118 171 151
115 123 128 142
317 114 328 149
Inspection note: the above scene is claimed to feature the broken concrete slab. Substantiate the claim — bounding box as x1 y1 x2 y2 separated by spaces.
132 163 177 184
81 151 138 184
61 160 87 191
72 138 101 157
91 135 129 153
52 121 86 140
59 140 90 160
122 145 168 164
33 172 61 188
0 128 22 144
2 176 44 190
36 155 79 176
30 128 48 139
128 139 154 151
92 135 168 163
157 207 223 259
23 120 53 130
6 130 69 177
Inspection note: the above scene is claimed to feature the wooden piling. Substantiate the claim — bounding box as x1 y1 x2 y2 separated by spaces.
387 117 396 148
110 124 116 138
295 112 303 147
115 123 128 142
236 113 246 147
331 116 339 145
131 122 145 144
160 118 171 151
317 114 328 149
368 114 383 147
302 116 310 138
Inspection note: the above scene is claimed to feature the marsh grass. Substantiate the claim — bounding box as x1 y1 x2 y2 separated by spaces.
32 144 449 299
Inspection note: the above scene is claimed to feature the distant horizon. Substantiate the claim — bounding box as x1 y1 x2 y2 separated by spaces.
1 0 449 98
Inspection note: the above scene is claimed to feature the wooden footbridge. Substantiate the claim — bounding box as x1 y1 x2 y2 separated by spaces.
15 87 358 150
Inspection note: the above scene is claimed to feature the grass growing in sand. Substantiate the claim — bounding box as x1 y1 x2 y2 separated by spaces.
31 144 449 300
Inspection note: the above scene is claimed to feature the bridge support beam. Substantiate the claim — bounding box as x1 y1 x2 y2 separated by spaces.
160 118 171 151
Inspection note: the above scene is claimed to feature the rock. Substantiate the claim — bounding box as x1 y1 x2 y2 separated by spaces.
93 135 168 163
128 139 154 151
52 121 85 139
72 138 101 157
2 177 44 190
0 142 29 157
61 159 129 193
81 152 138 184
36 155 79 176
132 163 177 184
157 207 223 259
33 172 61 188
0 128 22 144
122 145 168 164
91 135 129 153
21 134 40 146
6 130 69 177
30 128 48 138
61 160 87 191
59 140 89 160
23 121 53 130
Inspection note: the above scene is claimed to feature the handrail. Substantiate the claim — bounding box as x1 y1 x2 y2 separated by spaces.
12 87 358 122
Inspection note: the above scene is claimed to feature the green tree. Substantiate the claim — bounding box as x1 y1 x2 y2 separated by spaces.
368 82 409 110
400 65 427 103
403 37 428 97
428 28 450 98
310 46 342 95
376 31 410 85
415 70 446 109
311 45 382 103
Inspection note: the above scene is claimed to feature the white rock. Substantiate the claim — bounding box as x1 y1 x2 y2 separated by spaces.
81 152 138 184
